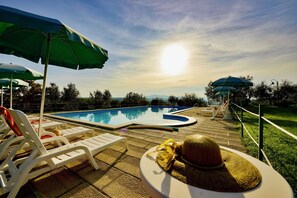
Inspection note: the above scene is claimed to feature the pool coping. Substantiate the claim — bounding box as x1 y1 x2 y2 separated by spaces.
45 106 197 130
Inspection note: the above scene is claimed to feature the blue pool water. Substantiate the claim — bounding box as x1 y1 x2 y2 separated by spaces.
54 106 191 126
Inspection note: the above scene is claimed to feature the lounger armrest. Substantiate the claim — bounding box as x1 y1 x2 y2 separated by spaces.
41 135 69 145
34 144 98 169
44 144 92 156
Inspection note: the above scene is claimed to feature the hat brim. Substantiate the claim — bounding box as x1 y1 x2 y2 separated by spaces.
166 149 262 192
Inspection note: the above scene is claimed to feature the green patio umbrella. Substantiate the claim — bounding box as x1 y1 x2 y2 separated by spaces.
0 78 28 107
0 5 108 134
0 63 44 80
213 86 237 100
0 78 28 87
211 76 253 87
213 86 237 93
211 77 253 120
211 76 253 104
0 63 43 108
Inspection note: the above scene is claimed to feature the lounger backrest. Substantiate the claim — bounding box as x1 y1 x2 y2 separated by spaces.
9 109 49 156
0 114 11 139
0 106 22 136
222 100 229 110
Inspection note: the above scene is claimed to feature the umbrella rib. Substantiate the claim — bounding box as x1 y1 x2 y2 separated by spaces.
1 28 47 62
53 36 80 69
0 27 48 38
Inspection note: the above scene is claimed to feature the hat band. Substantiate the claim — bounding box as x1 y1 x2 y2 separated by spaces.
181 156 225 170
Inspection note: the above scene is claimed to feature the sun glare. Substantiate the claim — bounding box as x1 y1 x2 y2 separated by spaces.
161 43 188 76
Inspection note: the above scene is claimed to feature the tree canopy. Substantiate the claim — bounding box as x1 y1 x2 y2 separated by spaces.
2 76 296 113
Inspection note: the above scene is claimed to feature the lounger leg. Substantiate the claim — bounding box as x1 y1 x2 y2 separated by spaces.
85 152 99 170
91 131 95 136
124 138 129 151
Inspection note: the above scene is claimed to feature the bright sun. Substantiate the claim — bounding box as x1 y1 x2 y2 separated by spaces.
161 43 188 76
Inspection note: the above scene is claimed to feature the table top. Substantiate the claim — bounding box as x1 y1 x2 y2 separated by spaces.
140 146 293 198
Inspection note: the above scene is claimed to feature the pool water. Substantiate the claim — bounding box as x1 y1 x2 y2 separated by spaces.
54 106 190 126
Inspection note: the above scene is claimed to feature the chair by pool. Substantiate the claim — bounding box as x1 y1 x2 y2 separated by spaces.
0 109 128 197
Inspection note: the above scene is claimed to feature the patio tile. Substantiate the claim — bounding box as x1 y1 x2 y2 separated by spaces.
124 137 151 148
31 167 83 197
77 161 124 190
59 182 107 198
95 148 127 165
120 144 148 159
145 142 159 149
102 174 149 198
114 155 141 178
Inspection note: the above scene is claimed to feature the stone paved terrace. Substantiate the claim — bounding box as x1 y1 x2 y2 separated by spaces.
4 107 245 198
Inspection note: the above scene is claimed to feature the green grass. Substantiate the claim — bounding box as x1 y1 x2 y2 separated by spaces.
234 106 297 196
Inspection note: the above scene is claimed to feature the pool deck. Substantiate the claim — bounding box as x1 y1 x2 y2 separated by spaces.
4 107 245 198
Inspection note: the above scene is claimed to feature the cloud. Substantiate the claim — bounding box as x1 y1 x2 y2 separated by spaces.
1 0 296 98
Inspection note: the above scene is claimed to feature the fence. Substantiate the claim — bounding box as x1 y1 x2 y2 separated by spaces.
230 102 297 167
230 103 297 197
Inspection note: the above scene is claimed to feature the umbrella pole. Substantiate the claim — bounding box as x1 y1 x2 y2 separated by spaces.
1 86 3 106
10 75 12 109
38 34 51 136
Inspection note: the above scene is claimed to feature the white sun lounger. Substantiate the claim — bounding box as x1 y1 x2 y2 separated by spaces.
0 126 96 160
1 111 95 160
0 109 128 198
0 115 12 140
201 101 230 119
25 114 93 139
31 120 66 130
59 126 95 138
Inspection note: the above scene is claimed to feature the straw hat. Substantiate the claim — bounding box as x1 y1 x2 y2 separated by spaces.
155 135 262 192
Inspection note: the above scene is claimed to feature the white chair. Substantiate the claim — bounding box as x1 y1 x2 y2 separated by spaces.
0 115 12 140
31 120 66 130
56 126 95 139
210 100 230 119
0 126 95 160
0 109 128 198
0 114 95 160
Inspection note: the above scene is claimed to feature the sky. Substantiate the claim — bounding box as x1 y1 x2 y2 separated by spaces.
0 0 296 98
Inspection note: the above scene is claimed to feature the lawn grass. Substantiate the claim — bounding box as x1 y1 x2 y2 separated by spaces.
233 105 297 196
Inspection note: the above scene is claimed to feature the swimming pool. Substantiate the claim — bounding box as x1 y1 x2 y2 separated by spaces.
51 106 196 129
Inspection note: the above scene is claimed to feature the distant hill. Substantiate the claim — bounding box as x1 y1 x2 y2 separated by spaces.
112 95 169 102
146 95 169 101
112 97 124 101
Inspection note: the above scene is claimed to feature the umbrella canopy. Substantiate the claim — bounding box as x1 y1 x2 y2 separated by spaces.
213 86 237 100
0 78 28 87
0 78 28 107
0 5 108 69
0 63 43 108
211 76 253 87
0 63 44 80
213 86 237 93
0 5 108 134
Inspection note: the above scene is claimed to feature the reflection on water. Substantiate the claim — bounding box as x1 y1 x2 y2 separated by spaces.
167 107 181 112
121 107 148 120
90 112 112 123
55 106 189 125
110 110 119 116
151 106 162 112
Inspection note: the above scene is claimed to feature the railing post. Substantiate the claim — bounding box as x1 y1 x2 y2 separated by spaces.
241 106 244 137
258 104 264 161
